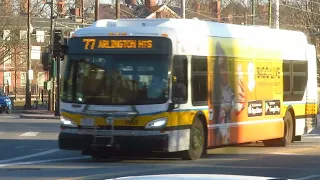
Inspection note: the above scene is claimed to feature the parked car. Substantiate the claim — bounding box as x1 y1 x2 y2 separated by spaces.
0 90 12 114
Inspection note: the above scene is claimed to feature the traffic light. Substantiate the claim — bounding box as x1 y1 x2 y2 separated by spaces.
41 52 52 71
53 29 64 57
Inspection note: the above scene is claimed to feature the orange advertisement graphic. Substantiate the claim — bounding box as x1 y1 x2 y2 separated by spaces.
208 41 248 147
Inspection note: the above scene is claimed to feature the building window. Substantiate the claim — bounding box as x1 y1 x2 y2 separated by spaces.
20 72 26 86
4 72 11 85
20 30 27 40
36 30 45 43
4 51 11 64
37 72 45 86
19 49 27 64
3 30 10 41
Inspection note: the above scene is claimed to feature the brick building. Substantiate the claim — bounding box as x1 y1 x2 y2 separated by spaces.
0 1 83 99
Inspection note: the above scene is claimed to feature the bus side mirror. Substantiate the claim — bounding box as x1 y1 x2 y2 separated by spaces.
168 102 179 112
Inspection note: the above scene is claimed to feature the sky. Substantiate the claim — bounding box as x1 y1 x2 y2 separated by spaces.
100 0 161 4
101 0 112 3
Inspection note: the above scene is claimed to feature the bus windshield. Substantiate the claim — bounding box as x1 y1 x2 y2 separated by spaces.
61 54 170 105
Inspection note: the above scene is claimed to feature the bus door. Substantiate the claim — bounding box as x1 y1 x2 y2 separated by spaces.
171 55 188 132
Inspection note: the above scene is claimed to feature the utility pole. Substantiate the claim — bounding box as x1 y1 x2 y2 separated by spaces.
181 0 185 19
3 58 5 94
116 0 120 19
275 0 279 29
24 0 32 110
49 0 55 111
251 0 255 25
268 0 272 27
82 0 85 27
244 12 248 25
95 0 99 21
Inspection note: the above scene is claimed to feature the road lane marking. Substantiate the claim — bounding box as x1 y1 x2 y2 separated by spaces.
231 145 320 161
0 156 90 168
171 163 316 171
19 132 40 137
297 175 320 180
0 148 60 164
15 146 32 149
268 152 302 155
34 148 51 151
303 136 320 139
58 165 179 180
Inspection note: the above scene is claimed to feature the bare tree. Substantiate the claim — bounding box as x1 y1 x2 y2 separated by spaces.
0 0 53 94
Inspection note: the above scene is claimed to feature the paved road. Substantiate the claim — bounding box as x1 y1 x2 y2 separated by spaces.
1 114 320 180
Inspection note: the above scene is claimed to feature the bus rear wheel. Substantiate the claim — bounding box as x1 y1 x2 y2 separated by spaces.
180 117 205 160
263 111 294 147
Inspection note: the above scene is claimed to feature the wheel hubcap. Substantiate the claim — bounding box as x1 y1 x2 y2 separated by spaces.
192 128 203 150
284 117 290 141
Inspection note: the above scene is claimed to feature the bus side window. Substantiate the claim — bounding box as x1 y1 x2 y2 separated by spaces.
191 56 208 106
283 60 307 101
172 55 188 104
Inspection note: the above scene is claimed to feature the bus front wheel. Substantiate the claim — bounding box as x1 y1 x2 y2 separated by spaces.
263 110 294 147
180 117 205 160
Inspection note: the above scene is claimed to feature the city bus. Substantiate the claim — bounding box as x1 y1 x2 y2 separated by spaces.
58 18 319 160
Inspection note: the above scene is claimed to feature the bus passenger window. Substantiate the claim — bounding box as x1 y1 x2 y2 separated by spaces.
191 56 208 106
292 61 308 92
283 62 291 92
172 55 188 103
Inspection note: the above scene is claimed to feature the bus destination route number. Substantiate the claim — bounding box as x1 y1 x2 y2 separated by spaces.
82 38 153 50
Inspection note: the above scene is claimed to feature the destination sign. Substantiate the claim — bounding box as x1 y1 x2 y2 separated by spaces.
67 36 172 54
82 39 153 50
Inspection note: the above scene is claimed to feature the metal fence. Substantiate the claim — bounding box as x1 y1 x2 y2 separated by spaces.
2 85 49 101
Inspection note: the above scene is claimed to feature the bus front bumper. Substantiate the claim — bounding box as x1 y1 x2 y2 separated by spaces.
58 131 170 152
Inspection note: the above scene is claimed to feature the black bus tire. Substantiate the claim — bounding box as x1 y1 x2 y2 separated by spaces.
263 110 294 147
181 117 205 160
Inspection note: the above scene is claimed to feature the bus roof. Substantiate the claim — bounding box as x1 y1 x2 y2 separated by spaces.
73 19 311 60
75 18 308 44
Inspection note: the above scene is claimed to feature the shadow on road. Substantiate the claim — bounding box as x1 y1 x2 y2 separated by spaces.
1 152 320 180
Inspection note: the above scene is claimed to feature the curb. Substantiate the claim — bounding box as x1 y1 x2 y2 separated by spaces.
13 110 54 115
19 114 60 120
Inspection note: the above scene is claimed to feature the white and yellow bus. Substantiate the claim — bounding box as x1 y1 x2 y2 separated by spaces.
59 18 319 160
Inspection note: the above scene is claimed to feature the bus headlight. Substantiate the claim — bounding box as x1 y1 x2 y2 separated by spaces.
145 117 167 129
60 116 77 127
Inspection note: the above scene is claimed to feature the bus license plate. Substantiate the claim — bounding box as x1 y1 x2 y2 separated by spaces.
81 118 94 126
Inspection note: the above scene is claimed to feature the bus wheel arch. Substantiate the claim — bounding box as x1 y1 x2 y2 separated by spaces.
196 111 208 157
288 107 296 143
263 107 294 147
180 111 207 160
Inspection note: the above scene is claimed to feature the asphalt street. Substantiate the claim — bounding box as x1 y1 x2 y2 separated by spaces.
1 114 320 180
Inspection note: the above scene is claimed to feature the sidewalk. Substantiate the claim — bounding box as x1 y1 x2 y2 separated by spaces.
14 109 59 120
19 113 59 119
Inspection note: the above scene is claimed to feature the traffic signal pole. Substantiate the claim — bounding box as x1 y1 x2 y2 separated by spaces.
49 0 55 112
52 30 63 116
55 56 60 116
